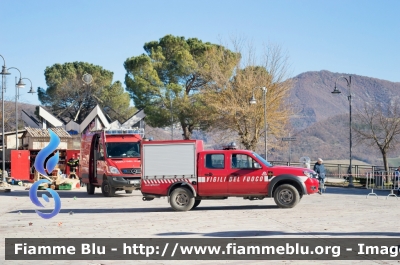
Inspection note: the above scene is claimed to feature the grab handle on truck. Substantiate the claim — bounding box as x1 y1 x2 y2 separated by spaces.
205 173 213 176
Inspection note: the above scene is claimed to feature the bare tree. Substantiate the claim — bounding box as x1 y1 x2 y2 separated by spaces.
0 99 21 132
202 127 240 150
203 39 293 153
353 99 400 173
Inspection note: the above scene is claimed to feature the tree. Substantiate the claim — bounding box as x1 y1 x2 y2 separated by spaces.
203 41 293 154
38 62 135 123
353 99 400 173
99 81 136 122
124 34 239 139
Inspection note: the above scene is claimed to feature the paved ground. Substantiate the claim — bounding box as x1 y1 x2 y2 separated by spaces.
0 185 399 265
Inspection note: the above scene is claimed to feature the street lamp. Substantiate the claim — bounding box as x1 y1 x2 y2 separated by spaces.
249 86 268 160
331 75 354 188
0 54 10 182
23 78 36 94
8 67 25 150
169 99 173 140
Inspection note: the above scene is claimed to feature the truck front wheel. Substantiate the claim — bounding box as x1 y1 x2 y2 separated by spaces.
86 182 95 195
170 187 195 211
274 184 300 208
102 180 116 197
191 200 201 210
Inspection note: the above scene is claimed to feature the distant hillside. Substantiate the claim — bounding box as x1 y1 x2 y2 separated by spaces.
290 70 400 130
2 101 37 132
287 114 385 165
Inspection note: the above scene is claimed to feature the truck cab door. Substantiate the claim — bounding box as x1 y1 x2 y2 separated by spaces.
228 153 268 195
90 134 102 184
197 153 228 196
96 141 106 180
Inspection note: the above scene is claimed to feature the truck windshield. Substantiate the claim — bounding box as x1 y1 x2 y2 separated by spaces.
253 152 272 167
106 142 140 158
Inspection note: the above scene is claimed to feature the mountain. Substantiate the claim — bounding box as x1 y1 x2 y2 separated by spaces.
287 113 385 165
281 70 400 165
290 70 400 130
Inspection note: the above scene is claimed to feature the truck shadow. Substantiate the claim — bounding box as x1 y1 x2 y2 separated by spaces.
156 230 400 237
0 190 139 198
322 186 397 197
3 187 395 198
8 205 279 214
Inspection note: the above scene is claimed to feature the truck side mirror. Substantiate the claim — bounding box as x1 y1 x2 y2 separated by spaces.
254 162 262 169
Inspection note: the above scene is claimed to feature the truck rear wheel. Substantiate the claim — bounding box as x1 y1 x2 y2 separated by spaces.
170 187 195 211
274 184 300 208
191 200 201 210
101 180 116 197
125 190 133 194
86 182 95 195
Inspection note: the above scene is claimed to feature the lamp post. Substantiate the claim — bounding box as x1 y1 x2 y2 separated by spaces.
8 68 25 150
23 78 36 95
0 55 10 182
19 78 35 150
331 75 354 187
249 86 268 160
282 134 297 164
170 99 173 140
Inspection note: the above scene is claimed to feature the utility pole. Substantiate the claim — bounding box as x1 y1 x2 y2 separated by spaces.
282 134 296 165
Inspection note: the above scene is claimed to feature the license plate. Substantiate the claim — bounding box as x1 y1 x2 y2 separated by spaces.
130 180 140 184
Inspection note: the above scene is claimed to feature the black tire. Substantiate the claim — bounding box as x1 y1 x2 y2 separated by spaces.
86 182 95 195
191 200 201 210
101 180 116 197
273 184 300 208
125 190 133 194
170 187 195 211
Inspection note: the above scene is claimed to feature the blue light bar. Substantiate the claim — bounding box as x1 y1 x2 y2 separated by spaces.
105 128 145 136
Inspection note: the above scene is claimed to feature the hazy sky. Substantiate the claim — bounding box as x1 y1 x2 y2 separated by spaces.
1 0 399 106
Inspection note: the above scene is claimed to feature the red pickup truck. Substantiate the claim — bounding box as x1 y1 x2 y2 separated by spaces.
140 140 319 211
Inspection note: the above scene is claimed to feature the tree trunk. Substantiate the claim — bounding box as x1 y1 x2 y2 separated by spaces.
182 123 191 140
239 133 258 151
241 140 253 151
381 149 389 183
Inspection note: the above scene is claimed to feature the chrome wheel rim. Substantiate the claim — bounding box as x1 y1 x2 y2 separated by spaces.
175 192 189 206
278 189 293 204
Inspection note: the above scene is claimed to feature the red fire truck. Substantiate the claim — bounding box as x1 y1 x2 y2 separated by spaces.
79 128 144 196
140 140 319 211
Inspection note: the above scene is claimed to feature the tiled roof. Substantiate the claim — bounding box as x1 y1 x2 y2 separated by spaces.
24 127 72 138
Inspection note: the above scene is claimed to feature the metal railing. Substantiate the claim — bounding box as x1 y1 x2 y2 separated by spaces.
269 161 400 187
365 171 400 191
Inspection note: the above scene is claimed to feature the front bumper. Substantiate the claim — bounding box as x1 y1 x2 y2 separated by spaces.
305 177 319 194
107 175 141 190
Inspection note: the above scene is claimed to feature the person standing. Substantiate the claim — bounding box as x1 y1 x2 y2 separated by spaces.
394 166 400 195
67 154 79 178
313 158 326 194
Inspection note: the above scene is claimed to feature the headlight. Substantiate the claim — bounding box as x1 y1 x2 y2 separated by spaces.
304 171 317 178
109 166 120 174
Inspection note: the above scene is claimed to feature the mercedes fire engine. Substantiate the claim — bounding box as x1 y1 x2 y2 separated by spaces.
140 140 319 211
79 128 144 196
